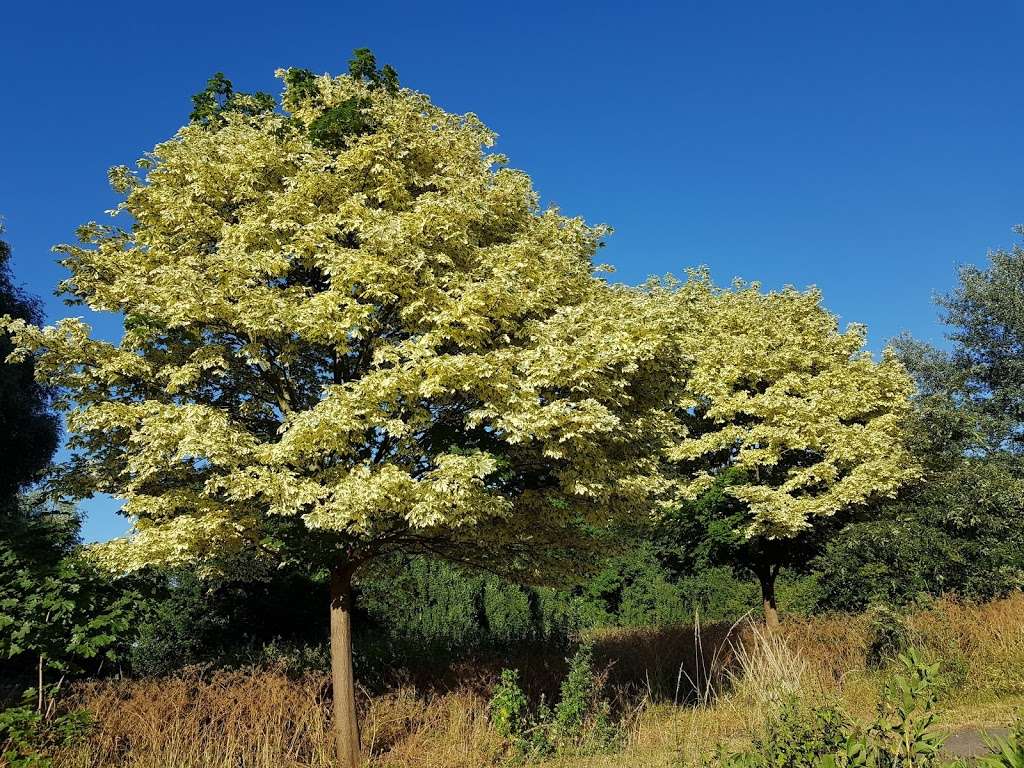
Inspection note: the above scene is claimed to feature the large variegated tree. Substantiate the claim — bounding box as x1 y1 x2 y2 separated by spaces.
3 53 673 766
652 274 918 627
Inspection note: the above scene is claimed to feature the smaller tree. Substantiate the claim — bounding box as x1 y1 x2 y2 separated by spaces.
657 467 839 626
653 274 917 627
0 225 139 710
0 496 141 713
0 226 60 506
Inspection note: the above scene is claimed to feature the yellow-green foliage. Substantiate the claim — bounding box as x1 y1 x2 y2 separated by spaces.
0 62 916 577
1 65 674 576
653 274 919 537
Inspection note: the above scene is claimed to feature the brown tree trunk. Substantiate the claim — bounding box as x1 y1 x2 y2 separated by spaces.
330 566 361 768
757 566 780 630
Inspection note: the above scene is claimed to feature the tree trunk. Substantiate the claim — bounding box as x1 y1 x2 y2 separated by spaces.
330 567 361 768
757 567 780 630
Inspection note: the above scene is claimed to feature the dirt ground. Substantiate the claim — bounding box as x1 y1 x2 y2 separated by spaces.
944 728 1011 758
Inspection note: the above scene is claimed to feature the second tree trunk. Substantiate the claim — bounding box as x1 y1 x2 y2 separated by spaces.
757 566 780 629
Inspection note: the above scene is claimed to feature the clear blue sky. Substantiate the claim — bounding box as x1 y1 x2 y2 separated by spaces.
1 1 1021 542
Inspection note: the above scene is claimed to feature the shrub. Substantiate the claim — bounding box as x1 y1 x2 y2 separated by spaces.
0 698 91 768
713 649 950 768
866 602 915 669
487 669 529 745
551 644 617 752
488 643 619 758
859 647 948 767
713 696 849 768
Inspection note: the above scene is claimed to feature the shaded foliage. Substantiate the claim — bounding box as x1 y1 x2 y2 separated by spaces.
0 229 59 506
0 496 142 691
817 228 1024 611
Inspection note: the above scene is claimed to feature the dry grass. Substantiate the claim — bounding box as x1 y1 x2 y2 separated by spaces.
54 670 502 768
908 594 1024 696
55 669 336 768
47 593 1024 768
588 614 744 704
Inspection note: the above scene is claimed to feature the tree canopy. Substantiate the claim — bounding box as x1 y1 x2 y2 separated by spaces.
650 275 918 624
4 63 670 581
657 275 916 535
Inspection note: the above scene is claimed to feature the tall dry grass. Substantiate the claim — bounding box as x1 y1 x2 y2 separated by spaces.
48 592 1024 768
55 669 502 768
907 595 1024 696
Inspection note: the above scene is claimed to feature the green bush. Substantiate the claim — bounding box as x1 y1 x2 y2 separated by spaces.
712 696 849 768
488 643 619 758
0 697 92 768
551 644 617 751
712 649 951 768
858 647 948 767
358 556 579 656
129 568 327 676
488 669 530 745
865 602 915 669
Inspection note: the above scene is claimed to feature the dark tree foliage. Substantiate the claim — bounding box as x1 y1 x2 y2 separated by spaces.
198 50 401 151
0 229 60 506
817 227 1024 610
0 229 137 694
129 568 328 676
657 468 837 625
189 72 275 126
0 496 143 693
937 231 1024 453
304 49 400 149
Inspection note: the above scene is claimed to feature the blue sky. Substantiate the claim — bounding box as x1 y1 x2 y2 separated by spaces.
1 1 1021 541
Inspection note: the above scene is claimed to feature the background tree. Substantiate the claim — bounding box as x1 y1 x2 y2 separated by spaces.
816 227 1024 608
654 275 917 627
1 227 134 711
0 226 60 507
0 496 140 713
656 467 838 626
3 52 674 766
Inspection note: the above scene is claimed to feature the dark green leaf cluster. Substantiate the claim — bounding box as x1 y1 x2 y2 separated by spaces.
189 71 275 126
0 701 92 768
301 49 400 149
307 97 375 149
0 496 142 683
357 555 578 657
127 566 327 676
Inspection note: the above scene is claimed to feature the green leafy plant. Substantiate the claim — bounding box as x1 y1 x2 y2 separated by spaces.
488 669 530 746
866 602 915 669
0 694 92 768
859 647 947 767
488 643 620 758
713 648 951 768
978 719 1024 768
714 696 849 768
551 643 618 752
